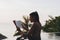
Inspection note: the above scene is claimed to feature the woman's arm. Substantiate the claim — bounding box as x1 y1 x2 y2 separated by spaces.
28 22 39 35
27 23 36 36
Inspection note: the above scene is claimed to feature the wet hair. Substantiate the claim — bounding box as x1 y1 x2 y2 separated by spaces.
30 11 39 22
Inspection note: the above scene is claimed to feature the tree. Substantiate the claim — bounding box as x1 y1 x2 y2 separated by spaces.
43 16 60 32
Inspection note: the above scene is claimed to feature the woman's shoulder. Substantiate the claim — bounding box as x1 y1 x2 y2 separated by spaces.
34 22 42 27
33 22 42 29
33 22 39 26
34 22 39 24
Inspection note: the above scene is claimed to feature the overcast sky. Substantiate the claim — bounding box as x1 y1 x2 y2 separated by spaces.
0 0 60 25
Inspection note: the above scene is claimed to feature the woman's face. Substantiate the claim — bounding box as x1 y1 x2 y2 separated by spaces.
30 16 33 22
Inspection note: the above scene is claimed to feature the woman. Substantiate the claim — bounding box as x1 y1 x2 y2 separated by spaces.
28 11 42 40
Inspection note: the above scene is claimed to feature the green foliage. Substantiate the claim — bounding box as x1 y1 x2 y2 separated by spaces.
43 16 60 32
23 16 29 29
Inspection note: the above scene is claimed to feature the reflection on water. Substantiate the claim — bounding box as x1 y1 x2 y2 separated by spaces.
41 31 60 40
0 23 60 40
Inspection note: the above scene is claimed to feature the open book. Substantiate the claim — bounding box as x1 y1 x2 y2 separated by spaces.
13 20 24 30
15 21 22 28
13 20 29 32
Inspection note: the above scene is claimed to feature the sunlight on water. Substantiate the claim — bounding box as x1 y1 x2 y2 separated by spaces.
0 22 60 40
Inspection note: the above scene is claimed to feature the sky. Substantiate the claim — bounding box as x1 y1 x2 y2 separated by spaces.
0 0 60 25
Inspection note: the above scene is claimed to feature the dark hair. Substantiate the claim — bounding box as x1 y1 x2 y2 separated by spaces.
30 11 39 22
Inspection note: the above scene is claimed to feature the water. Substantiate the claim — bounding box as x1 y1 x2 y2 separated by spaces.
0 22 60 40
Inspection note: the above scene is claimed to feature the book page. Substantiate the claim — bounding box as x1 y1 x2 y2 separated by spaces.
15 20 23 28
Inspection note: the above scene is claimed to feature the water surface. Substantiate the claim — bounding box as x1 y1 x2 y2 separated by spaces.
0 22 60 40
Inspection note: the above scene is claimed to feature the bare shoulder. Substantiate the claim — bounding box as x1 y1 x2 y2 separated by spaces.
34 22 41 27
33 22 40 26
34 22 39 25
